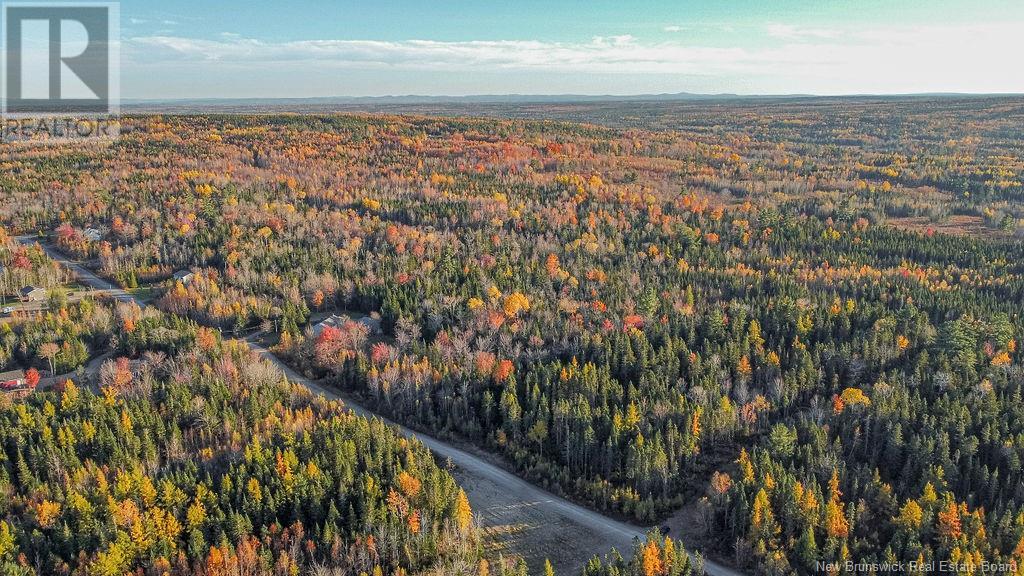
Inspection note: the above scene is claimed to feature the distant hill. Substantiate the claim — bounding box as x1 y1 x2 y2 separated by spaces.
123 92 793 107
122 91 1023 112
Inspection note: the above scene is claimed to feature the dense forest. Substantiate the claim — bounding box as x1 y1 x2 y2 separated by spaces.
0 303 693 576
1 98 1023 574
1 230 70 302
0 307 484 575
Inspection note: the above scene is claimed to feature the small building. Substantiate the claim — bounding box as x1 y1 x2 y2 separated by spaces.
19 286 46 302
357 315 382 335
311 314 347 338
0 369 25 389
311 313 383 338
1 369 32 398
172 270 195 285
83 227 104 242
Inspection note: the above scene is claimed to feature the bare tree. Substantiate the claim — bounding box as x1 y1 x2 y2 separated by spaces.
38 342 60 375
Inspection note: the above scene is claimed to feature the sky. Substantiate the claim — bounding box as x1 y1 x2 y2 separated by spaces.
111 0 1024 98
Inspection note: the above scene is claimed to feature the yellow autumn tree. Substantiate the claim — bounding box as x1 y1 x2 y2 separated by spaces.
824 469 849 538
454 489 473 532
751 489 778 539
921 482 938 506
246 478 262 503
35 500 61 528
186 498 207 530
799 483 820 525
839 387 871 408
502 292 530 317
895 500 923 530
662 537 677 568
748 319 764 350
825 500 849 539
737 448 755 483
90 541 130 576
57 380 80 412
0 521 14 559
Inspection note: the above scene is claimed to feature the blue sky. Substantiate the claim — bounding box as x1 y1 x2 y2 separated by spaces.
116 0 1024 98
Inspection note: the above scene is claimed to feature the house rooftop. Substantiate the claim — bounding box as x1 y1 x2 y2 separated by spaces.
0 369 26 381
311 314 347 336
357 315 382 333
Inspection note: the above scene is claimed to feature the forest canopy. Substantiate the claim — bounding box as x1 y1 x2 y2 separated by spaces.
1 97 1023 574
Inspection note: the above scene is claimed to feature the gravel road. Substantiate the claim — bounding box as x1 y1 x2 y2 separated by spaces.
17 236 743 576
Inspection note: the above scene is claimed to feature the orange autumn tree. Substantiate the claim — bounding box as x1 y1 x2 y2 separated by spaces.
545 253 560 277
641 539 664 576
397 471 422 498
937 497 963 541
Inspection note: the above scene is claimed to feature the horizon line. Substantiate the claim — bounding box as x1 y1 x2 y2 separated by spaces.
118 91 1024 104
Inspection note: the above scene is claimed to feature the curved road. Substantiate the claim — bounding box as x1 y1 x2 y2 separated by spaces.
15 237 142 305
17 236 740 576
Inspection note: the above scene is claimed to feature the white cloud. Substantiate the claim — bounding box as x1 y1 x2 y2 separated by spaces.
765 23 842 41
123 22 1024 95
128 35 752 74
663 25 683 33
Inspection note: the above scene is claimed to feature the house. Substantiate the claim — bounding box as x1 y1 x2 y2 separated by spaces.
311 313 383 338
1 369 32 398
311 314 347 338
172 270 195 285
19 286 46 302
83 227 104 242
357 315 382 335
0 369 25 389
